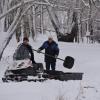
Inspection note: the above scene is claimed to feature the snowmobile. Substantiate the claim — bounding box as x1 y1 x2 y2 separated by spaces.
2 59 46 82
2 49 83 82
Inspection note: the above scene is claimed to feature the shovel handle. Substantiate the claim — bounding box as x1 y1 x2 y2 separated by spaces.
33 49 64 62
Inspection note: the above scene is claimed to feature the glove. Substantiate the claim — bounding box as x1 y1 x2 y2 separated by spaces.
37 49 41 53
55 55 58 58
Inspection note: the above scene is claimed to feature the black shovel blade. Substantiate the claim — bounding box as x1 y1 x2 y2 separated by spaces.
63 56 75 69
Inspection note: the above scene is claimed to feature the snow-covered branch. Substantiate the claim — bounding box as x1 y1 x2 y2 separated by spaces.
0 0 51 20
0 2 22 20
0 3 34 60
91 0 100 9
81 0 90 8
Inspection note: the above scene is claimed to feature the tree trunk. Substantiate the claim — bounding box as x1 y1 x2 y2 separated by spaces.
46 6 61 36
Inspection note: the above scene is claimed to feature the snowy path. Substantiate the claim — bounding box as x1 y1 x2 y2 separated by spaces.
0 80 82 100
0 35 100 100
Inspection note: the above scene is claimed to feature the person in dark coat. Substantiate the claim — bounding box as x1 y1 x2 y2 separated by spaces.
37 36 59 71
13 37 36 64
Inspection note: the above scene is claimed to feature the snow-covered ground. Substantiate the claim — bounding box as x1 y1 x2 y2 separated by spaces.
0 33 100 100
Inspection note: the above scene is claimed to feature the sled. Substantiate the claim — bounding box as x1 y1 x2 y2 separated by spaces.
43 70 83 81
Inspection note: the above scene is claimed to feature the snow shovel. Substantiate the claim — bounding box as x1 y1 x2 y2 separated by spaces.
33 49 74 69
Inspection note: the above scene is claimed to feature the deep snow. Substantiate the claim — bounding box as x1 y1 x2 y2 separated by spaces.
0 33 100 100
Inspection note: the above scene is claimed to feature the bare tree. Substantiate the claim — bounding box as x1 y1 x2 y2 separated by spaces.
0 3 34 60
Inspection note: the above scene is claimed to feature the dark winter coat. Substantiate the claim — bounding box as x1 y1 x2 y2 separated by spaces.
39 41 59 62
13 43 35 64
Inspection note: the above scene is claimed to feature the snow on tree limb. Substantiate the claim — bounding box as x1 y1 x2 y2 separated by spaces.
7 9 21 33
0 0 50 20
0 9 21 60
0 2 23 20
46 6 62 36
0 4 34 60
91 0 100 9
0 0 82 21
44 0 63 35
81 0 90 8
